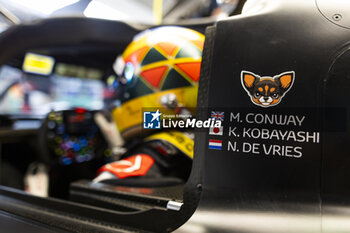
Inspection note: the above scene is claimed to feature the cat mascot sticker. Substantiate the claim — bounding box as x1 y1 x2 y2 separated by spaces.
241 71 295 107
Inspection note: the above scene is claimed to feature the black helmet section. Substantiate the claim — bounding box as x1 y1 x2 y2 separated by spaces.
179 0 350 232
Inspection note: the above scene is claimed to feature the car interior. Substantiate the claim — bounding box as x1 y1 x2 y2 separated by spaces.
0 0 350 232
0 0 247 231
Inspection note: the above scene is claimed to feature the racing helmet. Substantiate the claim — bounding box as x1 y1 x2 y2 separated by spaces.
112 26 205 139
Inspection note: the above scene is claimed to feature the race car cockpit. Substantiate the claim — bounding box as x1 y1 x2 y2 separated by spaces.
0 0 350 232
0 1 222 231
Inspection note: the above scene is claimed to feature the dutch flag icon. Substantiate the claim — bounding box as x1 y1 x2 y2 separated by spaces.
208 139 222 150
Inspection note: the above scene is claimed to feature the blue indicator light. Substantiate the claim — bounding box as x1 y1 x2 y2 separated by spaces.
61 157 72 165
73 143 81 151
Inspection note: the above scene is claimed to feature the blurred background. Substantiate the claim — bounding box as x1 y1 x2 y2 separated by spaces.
0 0 242 198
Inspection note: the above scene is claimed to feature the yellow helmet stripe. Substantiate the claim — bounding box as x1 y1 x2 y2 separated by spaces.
139 57 200 73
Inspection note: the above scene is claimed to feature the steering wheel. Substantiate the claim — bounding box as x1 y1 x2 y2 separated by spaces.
38 108 110 166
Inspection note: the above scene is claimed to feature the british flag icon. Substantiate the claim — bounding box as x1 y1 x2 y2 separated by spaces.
211 111 224 121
